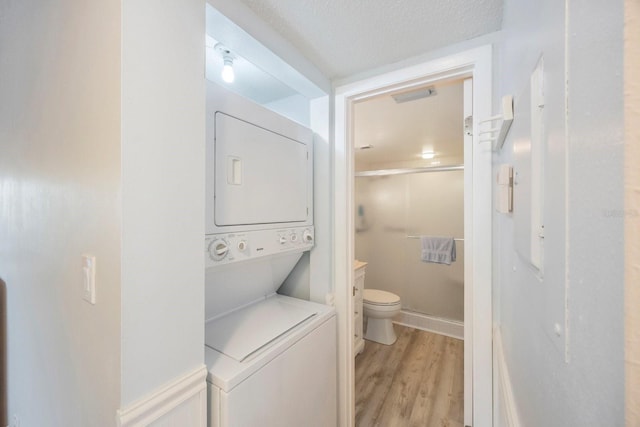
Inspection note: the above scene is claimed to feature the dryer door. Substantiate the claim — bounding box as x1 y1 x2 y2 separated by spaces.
214 112 309 227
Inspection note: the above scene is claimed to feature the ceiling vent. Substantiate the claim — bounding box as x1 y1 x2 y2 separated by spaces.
392 86 437 103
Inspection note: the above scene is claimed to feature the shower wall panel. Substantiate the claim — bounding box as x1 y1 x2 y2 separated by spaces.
354 170 464 322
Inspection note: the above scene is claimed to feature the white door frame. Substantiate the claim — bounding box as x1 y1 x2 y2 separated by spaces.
333 45 493 427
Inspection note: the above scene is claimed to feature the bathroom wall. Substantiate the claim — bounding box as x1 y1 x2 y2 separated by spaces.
355 170 464 321
494 0 624 425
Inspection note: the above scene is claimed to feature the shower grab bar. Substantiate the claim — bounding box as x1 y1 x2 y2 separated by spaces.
406 235 464 242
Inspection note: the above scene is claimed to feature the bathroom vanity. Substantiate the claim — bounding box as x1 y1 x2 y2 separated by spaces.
354 260 367 355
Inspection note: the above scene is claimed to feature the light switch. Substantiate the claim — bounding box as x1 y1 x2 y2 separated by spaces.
82 255 96 304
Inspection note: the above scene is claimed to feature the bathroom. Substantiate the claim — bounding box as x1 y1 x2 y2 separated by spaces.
353 79 466 426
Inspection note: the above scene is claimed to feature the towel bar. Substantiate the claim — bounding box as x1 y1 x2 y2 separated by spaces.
406 235 464 242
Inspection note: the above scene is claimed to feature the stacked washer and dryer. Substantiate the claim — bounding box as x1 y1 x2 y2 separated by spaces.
204 81 337 427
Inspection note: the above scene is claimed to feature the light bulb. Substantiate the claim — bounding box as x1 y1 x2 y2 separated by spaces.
221 58 234 83
421 151 435 159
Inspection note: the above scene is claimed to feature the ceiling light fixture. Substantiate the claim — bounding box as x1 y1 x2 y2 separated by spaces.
421 151 435 159
215 43 235 83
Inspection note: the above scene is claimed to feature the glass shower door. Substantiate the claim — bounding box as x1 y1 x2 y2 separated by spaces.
354 169 464 323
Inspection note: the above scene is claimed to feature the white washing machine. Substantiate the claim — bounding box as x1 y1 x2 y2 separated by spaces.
205 292 336 427
204 81 336 427
204 231 336 427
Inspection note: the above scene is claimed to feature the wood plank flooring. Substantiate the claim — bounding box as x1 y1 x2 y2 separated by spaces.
355 325 464 427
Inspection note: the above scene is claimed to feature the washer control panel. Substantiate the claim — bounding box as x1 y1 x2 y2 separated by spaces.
205 226 314 267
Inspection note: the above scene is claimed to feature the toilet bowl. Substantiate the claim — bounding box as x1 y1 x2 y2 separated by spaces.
363 289 401 345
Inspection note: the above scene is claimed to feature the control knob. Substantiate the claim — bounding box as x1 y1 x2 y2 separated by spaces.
208 239 230 261
303 229 313 243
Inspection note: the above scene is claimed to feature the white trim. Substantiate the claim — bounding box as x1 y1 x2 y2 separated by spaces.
117 365 207 427
494 326 522 427
334 45 493 427
333 78 355 427
394 310 464 341
462 76 475 426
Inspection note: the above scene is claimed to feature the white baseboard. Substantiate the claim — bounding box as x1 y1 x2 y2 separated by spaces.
393 310 464 340
117 365 207 427
494 326 522 427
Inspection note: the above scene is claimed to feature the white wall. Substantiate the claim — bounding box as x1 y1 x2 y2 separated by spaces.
271 96 333 305
495 1 624 425
121 0 205 407
263 94 311 127
0 0 122 425
309 95 333 304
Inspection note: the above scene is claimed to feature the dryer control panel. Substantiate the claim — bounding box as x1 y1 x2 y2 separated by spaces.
205 226 314 268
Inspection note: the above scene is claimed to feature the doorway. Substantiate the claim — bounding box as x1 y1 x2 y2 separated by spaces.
333 46 493 427
352 79 466 424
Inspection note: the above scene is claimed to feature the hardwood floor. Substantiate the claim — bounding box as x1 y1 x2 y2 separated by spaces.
355 325 464 427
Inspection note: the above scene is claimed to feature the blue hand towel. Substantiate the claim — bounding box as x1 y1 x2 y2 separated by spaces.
420 236 456 265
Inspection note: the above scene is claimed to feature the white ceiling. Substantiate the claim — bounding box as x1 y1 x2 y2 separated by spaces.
354 80 464 170
235 0 502 79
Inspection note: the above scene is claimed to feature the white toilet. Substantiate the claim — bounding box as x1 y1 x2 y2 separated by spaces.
363 289 401 345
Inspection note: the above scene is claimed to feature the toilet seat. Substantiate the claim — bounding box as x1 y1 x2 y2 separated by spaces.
363 289 400 306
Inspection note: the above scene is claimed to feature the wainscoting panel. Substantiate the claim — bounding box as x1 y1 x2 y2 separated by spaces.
493 326 522 427
117 366 207 427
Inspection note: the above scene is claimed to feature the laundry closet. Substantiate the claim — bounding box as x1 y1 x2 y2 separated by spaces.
202 5 335 427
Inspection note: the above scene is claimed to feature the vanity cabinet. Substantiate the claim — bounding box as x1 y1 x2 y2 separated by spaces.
354 260 367 356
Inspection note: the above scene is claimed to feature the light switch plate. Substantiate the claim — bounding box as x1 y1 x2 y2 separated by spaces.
82 254 96 304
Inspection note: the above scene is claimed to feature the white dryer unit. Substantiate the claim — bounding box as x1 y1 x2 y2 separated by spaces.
206 82 313 235
204 81 336 427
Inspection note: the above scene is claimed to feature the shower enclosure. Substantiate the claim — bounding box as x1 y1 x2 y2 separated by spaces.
354 167 464 322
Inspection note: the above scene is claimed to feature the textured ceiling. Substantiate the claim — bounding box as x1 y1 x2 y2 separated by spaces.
236 0 502 79
354 80 464 170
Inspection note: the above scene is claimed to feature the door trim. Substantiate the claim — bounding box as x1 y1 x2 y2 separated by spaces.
333 45 493 427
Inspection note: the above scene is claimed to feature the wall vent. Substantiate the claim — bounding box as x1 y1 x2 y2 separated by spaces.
392 86 437 103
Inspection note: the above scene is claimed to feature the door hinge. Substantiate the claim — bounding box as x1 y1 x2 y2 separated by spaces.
464 115 473 136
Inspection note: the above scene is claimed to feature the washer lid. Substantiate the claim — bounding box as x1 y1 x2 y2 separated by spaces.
363 289 400 306
205 296 317 362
